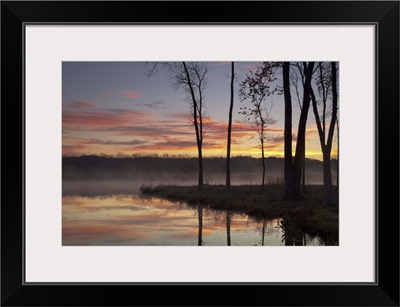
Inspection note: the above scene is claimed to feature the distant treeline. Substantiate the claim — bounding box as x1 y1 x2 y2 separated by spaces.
63 155 337 185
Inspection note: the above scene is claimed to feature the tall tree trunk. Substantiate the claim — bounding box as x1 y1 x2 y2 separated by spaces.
261 134 266 186
182 62 203 189
283 62 297 199
325 61 338 205
302 143 306 192
198 204 203 246
226 212 231 246
260 125 265 186
323 148 333 206
293 62 315 193
309 62 338 206
198 145 203 188
336 120 339 188
226 62 234 187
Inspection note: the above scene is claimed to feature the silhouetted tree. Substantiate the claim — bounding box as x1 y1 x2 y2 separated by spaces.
226 62 235 187
146 62 209 189
293 62 315 193
283 62 315 199
239 63 278 186
283 62 298 199
309 62 338 205
290 63 308 192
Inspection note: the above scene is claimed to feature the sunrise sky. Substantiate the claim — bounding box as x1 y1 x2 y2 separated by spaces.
62 62 338 161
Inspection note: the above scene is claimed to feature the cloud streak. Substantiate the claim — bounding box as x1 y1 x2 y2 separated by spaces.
143 101 168 110
62 102 323 158
66 101 96 109
120 90 142 99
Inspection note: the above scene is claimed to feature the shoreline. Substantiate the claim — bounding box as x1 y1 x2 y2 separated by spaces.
140 184 339 245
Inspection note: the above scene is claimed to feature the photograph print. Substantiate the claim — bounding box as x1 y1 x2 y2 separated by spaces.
62 61 339 246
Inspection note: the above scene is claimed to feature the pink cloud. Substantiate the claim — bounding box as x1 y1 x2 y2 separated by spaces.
62 105 289 157
66 101 96 109
63 109 151 128
120 90 142 99
168 112 192 121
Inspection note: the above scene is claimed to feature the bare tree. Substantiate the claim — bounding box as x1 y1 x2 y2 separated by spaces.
283 62 297 199
283 62 315 199
293 62 315 194
290 63 307 192
309 62 338 205
226 62 235 187
239 63 278 186
146 62 208 189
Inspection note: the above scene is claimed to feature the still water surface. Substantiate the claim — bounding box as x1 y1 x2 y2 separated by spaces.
62 194 323 246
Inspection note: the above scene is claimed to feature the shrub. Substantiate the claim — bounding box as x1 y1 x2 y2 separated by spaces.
139 184 153 194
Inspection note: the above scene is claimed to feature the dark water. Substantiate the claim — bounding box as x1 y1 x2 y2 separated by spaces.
62 191 324 246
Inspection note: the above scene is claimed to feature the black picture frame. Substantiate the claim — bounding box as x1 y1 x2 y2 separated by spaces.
1 1 399 306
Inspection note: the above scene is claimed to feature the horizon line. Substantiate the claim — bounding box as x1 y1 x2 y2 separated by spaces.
62 153 337 161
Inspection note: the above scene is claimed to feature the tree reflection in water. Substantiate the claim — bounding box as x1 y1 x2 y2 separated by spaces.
197 204 203 246
280 219 328 246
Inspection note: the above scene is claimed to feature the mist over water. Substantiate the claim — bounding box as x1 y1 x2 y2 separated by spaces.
62 156 338 186
62 156 336 246
62 173 335 197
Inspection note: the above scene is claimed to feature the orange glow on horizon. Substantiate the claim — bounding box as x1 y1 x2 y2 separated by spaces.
62 103 335 162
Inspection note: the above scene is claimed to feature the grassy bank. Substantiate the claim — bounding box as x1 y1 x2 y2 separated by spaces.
140 184 338 245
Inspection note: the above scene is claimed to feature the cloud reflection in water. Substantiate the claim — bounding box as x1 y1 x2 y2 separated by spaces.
62 195 284 246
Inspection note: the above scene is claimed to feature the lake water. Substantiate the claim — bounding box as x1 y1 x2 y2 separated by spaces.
62 193 323 246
